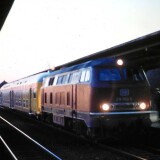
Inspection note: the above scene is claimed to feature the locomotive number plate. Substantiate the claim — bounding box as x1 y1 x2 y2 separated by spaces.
116 97 133 102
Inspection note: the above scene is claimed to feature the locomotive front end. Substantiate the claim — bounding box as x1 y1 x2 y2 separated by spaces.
87 59 153 131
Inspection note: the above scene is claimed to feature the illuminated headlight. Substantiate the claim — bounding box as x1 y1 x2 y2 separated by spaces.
117 59 123 66
101 103 110 111
139 102 147 110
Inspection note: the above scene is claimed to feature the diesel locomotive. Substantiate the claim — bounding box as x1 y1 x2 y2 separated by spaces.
0 57 153 136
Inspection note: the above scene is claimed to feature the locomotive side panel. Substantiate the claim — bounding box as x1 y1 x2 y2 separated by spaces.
76 84 92 112
42 85 73 110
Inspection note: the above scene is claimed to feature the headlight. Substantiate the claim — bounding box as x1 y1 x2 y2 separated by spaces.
139 102 147 110
101 103 110 111
117 59 123 66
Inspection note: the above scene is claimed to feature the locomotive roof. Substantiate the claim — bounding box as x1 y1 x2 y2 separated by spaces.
48 57 118 76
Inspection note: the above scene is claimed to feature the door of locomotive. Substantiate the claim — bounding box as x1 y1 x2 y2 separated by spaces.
72 84 77 119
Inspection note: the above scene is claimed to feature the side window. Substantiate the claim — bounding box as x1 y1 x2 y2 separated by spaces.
62 75 68 84
68 73 73 83
57 76 63 85
33 92 36 98
85 70 90 81
80 69 90 82
43 78 50 87
49 77 54 86
80 70 86 82
71 71 81 83
56 74 68 85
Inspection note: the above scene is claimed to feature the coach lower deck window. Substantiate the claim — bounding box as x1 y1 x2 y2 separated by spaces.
33 92 36 98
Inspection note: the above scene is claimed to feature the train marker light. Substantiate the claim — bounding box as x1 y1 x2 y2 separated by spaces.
102 103 110 111
117 59 123 66
139 102 147 110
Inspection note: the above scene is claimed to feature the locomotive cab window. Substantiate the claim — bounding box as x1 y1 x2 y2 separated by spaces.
99 67 145 82
99 69 121 81
123 68 145 81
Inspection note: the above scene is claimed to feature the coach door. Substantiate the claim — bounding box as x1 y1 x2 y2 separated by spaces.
29 88 32 113
10 91 14 108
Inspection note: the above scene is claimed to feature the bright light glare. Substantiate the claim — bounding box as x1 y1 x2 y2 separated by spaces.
102 103 110 111
139 102 147 110
117 59 123 66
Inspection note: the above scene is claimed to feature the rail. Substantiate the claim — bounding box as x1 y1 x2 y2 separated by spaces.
0 135 18 160
0 116 62 160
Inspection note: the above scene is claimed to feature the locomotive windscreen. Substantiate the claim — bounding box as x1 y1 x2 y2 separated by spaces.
99 68 145 82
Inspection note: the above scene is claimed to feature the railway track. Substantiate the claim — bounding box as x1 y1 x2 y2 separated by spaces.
0 115 61 160
96 130 160 160
1 106 160 160
103 143 160 160
0 135 17 160
0 107 124 160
